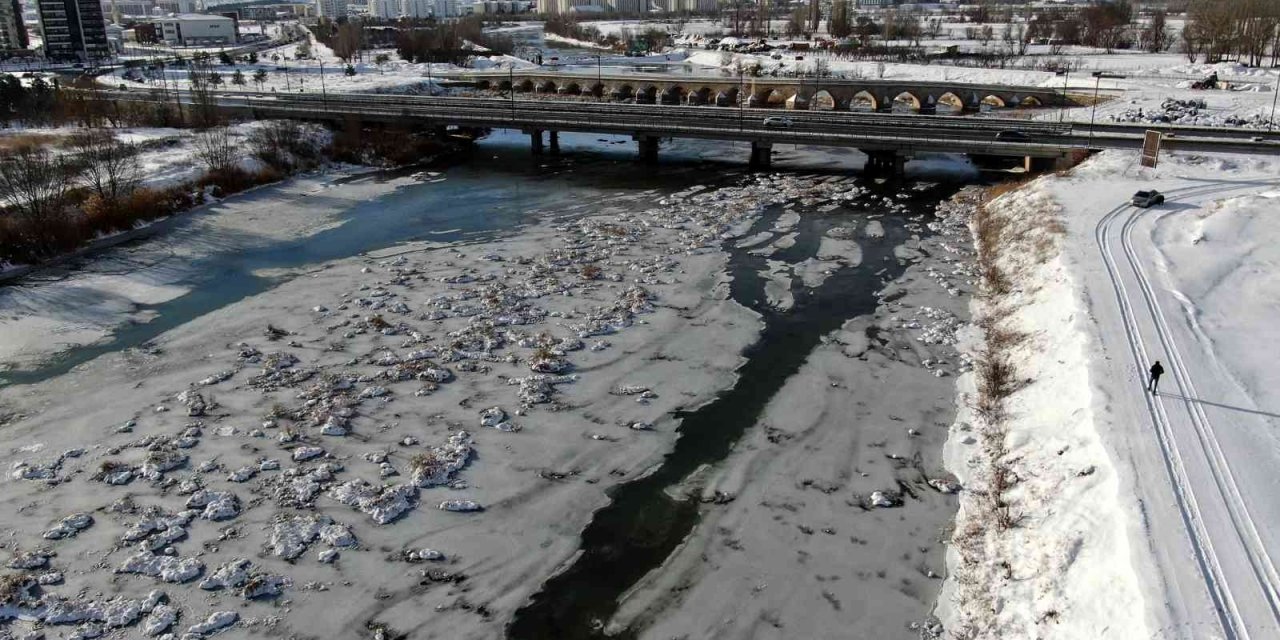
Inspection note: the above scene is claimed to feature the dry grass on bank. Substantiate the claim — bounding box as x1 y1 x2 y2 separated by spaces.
949 178 1067 639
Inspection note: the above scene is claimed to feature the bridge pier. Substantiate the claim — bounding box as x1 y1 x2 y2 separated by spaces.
863 150 905 177
636 135 660 164
548 131 560 154
528 129 544 155
748 141 772 169
1024 153 1081 173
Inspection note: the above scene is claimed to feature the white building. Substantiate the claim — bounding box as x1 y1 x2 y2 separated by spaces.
399 0 428 17
367 0 396 17
314 0 341 17
155 13 236 45
153 0 198 13
431 0 456 16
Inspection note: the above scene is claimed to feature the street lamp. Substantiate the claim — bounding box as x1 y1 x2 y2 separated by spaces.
1270 69 1278 132
593 54 602 97
738 69 744 131
1055 67 1069 124
318 58 328 109
1088 70 1102 148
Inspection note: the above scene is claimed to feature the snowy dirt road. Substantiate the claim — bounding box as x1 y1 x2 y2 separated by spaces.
1074 169 1280 640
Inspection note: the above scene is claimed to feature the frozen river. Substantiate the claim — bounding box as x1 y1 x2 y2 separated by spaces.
0 131 977 639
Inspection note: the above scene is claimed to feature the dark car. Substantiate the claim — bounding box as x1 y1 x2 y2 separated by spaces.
1131 190 1165 208
995 130 1030 141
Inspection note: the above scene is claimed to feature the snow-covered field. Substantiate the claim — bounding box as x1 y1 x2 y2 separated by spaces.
106 37 536 96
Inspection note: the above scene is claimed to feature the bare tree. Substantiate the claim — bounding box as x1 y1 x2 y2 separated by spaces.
187 53 220 128
69 130 140 206
829 0 852 39
1141 10 1172 53
249 121 318 169
192 127 239 174
0 145 78 222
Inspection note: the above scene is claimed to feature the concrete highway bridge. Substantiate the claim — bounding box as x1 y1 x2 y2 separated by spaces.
449 70 1079 112
106 90 1280 173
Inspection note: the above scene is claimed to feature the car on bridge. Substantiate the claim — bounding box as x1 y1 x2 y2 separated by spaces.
1131 190 1166 208
994 130 1030 141
763 116 794 128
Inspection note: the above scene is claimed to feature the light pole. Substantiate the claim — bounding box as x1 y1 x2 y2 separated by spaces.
738 70 744 131
509 66 515 121
1088 71 1102 148
1056 67 1069 123
319 58 328 109
1270 69 1278 131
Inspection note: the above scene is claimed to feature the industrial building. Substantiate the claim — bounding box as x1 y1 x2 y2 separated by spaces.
154 13 236 45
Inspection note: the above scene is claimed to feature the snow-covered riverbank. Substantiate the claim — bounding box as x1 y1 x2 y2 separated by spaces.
0 167 410 374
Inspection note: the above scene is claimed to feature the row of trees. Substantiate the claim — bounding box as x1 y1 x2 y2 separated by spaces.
310 17 513 65
1184 0 1280 66
738 1 1278 63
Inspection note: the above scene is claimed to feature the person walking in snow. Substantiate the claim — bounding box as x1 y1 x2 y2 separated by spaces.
1148 360 1165 394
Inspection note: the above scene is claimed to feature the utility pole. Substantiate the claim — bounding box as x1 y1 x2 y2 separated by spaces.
1270 69 1278 131
1088 71 1102 148
1056 68 1069 123
738 70 744 131
319 58 328 109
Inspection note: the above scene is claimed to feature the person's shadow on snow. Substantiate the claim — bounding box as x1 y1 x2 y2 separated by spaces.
1155 392 1280 420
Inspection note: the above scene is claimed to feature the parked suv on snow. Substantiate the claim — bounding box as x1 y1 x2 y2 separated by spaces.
1131 190 1166 208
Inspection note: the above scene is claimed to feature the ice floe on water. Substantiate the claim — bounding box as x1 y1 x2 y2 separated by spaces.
0 170 965 638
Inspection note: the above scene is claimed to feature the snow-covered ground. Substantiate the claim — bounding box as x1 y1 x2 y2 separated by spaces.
105 36 536 96
1053 151 1280 639
942 149 1280 639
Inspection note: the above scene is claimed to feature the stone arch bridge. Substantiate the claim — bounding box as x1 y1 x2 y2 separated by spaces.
457 71 1077 113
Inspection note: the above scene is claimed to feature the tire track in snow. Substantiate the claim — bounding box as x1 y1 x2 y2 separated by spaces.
1119 186 1280 638
1095 181 1279 640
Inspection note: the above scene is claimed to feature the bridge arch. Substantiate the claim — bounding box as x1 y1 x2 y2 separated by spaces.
586 82 604 97
892 91 922 113
714 88 738 107
687 87 712 106
609 85 634 100
980 94 1006 109
515 79 534 93
1017 95 1042 108
936 92 964 114
559 82 580 95
635 85 659 104
810 90 836 111
496 79 511 91
850 90 877 111
660 86 687 105
785 93 809 110
475 79 492 91
537 80 557 94
750 88 790 108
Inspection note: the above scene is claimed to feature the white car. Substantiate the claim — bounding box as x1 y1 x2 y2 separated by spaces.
763 116 794 128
